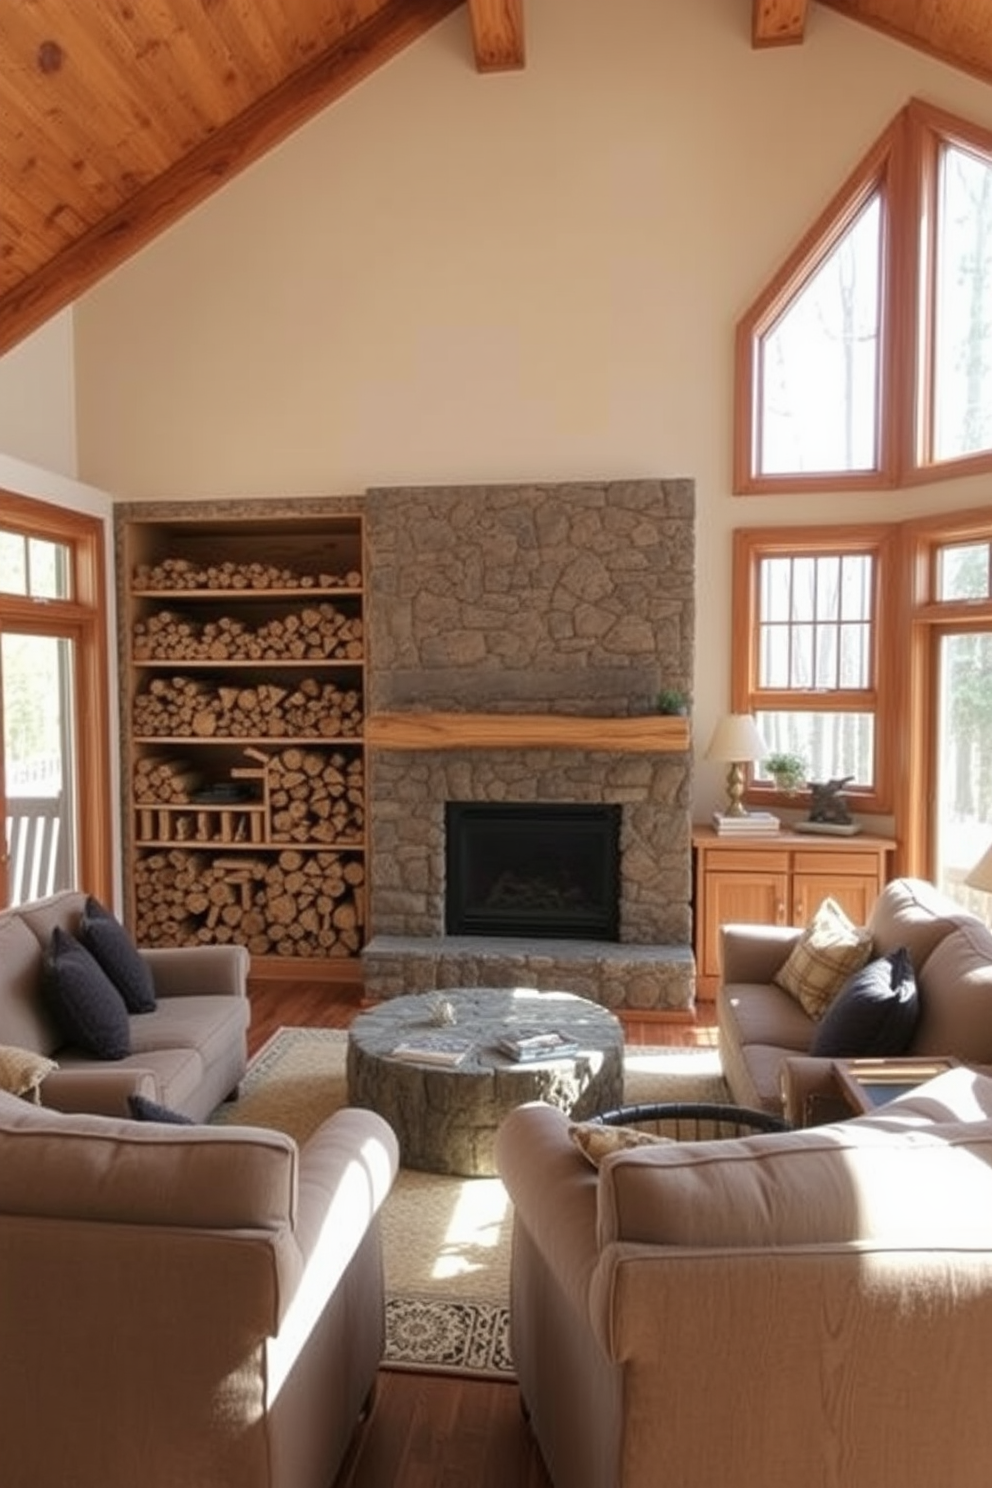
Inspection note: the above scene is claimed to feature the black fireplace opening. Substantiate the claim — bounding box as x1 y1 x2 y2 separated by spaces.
445 802 621 941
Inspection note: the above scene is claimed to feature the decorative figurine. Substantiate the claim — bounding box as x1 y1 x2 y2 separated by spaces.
426 992 457 1027
808 777 855 826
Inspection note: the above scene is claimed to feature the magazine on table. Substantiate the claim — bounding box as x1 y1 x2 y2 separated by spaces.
390 1032 474 1067
497 1028 581 1062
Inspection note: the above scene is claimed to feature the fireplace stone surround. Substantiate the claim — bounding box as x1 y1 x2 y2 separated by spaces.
362 479 696 1012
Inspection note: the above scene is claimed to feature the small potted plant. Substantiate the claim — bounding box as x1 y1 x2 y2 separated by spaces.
764 751 807 793
655 687 690 717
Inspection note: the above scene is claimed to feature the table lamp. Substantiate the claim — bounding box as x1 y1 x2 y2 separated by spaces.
705 713 769 818
965 842 992 894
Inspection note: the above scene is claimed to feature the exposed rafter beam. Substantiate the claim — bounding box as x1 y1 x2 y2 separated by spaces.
468 0 525 73
0 0 462 358
752 0 809 47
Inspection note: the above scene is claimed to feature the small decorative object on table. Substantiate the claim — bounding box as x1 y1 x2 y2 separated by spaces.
497 1028 581 1062
426 991 457 1027
796 776 862 835
764 751 807 793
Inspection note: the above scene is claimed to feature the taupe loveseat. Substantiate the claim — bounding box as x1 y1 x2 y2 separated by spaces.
0 1091 399 1487
497 1067 992 1488
0 890 249 1118
717 876 992 1120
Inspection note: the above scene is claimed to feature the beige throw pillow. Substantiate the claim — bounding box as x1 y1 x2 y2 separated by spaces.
774 897 874 1020
569 1121 674 1168
0 1044 58 1103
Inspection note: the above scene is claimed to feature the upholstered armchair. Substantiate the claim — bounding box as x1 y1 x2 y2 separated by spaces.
0 1092 399 1488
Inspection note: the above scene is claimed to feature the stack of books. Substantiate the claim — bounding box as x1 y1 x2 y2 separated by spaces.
711 811 781 836
497 1029 581 1062
390 1033 474 1067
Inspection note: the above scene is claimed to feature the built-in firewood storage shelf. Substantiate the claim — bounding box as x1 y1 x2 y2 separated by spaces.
120 506 366 983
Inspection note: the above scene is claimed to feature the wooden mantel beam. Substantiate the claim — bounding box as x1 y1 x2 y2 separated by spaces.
468 0 525 72
752 0 809 47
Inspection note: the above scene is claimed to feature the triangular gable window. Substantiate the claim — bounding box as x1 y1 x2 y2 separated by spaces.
735 100 992 494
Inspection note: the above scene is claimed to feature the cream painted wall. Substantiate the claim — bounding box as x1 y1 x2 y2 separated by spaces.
0 312 76 477
72 0 992 819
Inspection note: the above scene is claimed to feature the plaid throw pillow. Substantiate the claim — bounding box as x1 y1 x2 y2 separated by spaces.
774 897 874 1020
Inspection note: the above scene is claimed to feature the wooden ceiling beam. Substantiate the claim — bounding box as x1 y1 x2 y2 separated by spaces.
752 0 810 47
468 0 525 73
0 0 462 358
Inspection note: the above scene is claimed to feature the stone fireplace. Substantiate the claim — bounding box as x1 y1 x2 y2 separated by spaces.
362 479 696 1011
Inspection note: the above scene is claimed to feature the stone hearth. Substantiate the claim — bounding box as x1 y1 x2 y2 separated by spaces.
361 479 696 1011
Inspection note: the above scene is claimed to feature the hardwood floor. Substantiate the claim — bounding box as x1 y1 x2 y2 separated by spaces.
249 976 717 1488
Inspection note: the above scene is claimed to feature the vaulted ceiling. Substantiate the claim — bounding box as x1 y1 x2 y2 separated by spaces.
2 0 991 357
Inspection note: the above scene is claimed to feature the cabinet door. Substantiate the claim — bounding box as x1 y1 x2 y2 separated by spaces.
699 870 789 979
792 873 877 928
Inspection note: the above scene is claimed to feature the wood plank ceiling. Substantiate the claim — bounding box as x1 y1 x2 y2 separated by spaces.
0 0 990 358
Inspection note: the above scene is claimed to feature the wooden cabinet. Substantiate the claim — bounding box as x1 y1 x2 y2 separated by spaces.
692 826 896 997
120 507 366 982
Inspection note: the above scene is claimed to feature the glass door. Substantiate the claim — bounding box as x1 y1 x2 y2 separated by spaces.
934 628 992 923
0 500 111 909
1 631 78 905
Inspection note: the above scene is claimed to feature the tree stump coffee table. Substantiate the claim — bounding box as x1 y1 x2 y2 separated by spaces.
346 987 624 1177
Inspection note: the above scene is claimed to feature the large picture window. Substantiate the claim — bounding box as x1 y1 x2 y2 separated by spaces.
736 100 992 493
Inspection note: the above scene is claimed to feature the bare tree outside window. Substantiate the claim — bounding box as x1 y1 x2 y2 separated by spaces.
934 145 992 462
759 196 881 476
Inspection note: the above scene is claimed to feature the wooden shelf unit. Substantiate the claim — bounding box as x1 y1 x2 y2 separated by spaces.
121 511 366 980
691 825 897 998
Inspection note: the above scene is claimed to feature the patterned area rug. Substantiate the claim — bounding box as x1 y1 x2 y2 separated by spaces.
213 1025 727 1378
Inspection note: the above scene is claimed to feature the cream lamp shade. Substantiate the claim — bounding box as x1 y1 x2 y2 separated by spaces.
705 713 769 818
965 842 992 893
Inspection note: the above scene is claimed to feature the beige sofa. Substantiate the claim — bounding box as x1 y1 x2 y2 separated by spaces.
496 1067 992 1488
0 1089 399 1488
717 876 992 1119
0 890 250 1119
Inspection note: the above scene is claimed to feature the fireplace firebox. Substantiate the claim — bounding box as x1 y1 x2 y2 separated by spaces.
445 802 621 941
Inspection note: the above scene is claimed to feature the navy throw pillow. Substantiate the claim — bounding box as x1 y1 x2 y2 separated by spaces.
810 946 919 1058
79 897 156 1014
42 927 131 1061
127 1093 195 1125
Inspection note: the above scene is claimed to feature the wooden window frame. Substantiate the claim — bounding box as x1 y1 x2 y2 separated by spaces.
0 491 113 903
732 524 898 816
734 99 992 495
899 506 992 877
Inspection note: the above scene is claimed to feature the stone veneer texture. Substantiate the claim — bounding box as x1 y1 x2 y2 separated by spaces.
362 480 696 1010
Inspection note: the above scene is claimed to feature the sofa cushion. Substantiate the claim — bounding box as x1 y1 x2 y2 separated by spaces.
0 1044 58 1101
868 876 969 966
809 946 918 1057
598 1107 992 1251
79 897 156 1013
0 911 62 1054
774 897 874 1019
42 928 131 1061
915 916 992 1062
0 1090 297 1230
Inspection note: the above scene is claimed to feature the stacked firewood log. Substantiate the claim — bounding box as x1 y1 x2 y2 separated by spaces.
132 675 363 738
268 747 364 842
132 604 363 662
133 756 204 804
132 847 365 956
133 557 362 590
